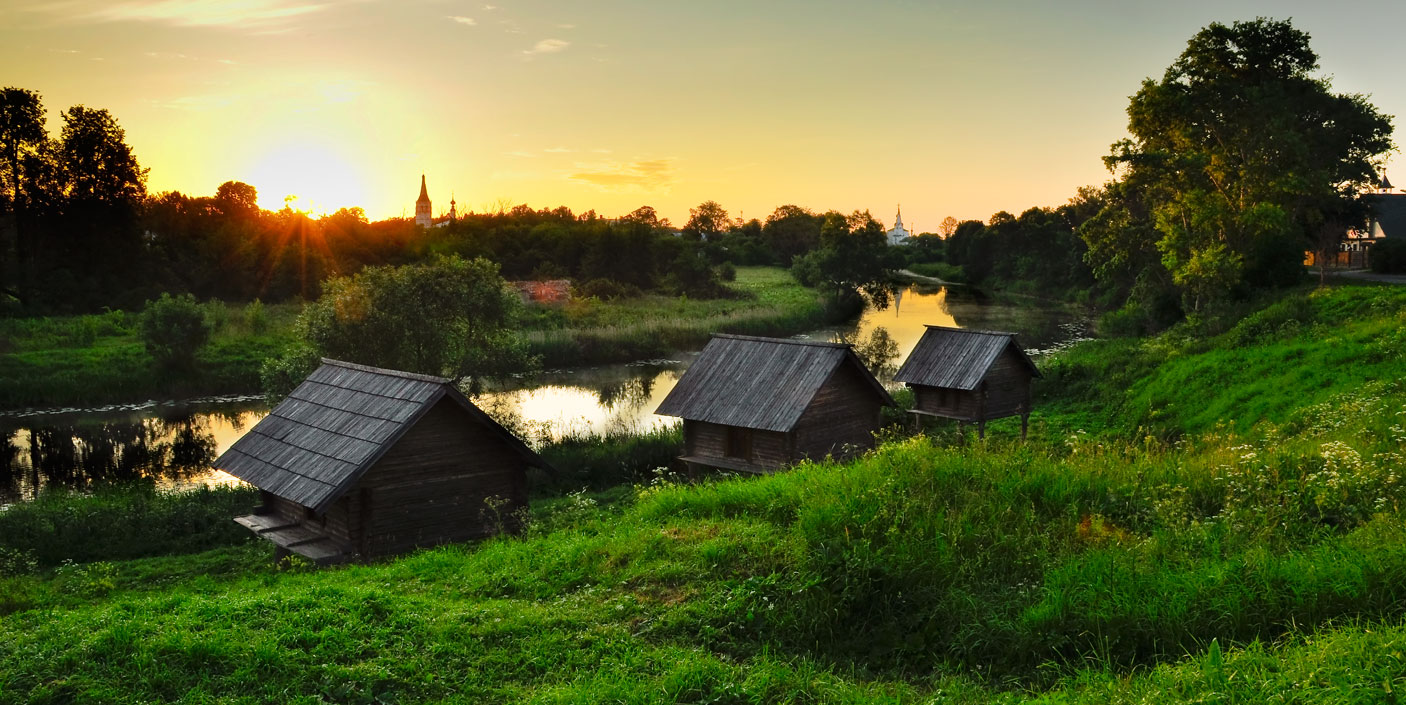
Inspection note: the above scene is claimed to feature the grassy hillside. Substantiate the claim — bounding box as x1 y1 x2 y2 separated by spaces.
1 283 1404 703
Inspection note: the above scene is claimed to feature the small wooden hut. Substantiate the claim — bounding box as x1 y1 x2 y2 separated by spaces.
655 334 895 474
893 326 1041 439
213 359 549 563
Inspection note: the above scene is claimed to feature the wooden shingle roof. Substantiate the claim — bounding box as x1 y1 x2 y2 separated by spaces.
893 326 1041 391
655 334 894 432
214 359 545 514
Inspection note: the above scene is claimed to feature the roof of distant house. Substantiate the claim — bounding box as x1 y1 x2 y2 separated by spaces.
894 326 1040 390
213 358 545 513
655 334 894 432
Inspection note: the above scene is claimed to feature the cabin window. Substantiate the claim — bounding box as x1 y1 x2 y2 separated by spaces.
725 427 753 460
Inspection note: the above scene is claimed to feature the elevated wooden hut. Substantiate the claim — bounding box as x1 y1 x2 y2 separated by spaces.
655 334 895 474
893 326 1041 439
213 359 549 563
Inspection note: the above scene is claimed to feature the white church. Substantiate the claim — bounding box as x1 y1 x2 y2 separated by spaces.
886 206 910 246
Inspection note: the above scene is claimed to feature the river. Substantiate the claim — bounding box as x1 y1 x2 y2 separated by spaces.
0 284 1087 504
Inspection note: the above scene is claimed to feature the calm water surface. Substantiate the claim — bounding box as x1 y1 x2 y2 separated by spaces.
0 285 1086 504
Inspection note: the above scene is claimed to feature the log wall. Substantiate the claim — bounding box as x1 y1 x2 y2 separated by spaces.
793 362 883 459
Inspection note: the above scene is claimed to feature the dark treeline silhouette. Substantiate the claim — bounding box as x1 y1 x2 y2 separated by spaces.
942 192 1101 298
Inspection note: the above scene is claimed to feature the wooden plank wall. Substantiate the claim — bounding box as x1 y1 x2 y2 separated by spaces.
911 348 1032 422
793 363 882 459
685 420 792 470
356 399 529 557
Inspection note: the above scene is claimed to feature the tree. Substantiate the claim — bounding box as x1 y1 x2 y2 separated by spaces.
214 181 259 218
0 88 47 299
937 216 959 238
287 255 535 392
791 210 894 308
0 88 44 213
59 106 147 209
140 292 211 370
1092 18 1393 312
763 204 822 263
683 200 729 241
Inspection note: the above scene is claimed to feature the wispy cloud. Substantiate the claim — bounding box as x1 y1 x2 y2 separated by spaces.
570 159 674 191
543 146 574 154
556 23 575 29
523 38 569 56
40 0 329 31
482 4 497 9
447 15 475 26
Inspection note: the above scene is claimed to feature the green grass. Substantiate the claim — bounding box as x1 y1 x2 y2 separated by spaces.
0 301 301 409
2 283 1405 703
523 267 844 366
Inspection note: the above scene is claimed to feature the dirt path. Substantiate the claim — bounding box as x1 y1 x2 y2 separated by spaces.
1328 269 1406 285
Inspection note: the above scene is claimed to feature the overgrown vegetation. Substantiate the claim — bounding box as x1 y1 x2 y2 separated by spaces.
1 283 1403 703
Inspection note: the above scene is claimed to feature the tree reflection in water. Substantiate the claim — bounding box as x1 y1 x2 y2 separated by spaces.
1 403 258 503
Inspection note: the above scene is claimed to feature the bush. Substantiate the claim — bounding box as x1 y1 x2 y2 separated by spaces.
1369 239 1406 273
139 293 211 369
577 278 642 301
717 262 737 281
244 298 269 334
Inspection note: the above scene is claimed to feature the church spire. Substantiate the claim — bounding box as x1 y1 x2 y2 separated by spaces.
417 174 430 205
414 174 432 227
894 204 903 229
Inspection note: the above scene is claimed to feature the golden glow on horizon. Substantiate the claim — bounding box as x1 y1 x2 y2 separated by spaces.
6 1 1405 228
245 140 369 216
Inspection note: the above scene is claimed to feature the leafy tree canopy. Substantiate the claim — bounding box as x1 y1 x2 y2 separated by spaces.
1087 18 1393 313
276 255 535 395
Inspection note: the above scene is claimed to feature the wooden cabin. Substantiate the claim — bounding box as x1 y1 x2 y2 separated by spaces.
213 359 550 563
655 334 895 474
893 326 1041 439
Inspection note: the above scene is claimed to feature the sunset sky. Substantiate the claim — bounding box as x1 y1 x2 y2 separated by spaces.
4 0 1404 231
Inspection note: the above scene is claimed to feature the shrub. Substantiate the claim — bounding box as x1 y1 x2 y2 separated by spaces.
717 262 737 282
1369 238 1406 273
139 293 211 369
577 278 642 301
244 298 269 334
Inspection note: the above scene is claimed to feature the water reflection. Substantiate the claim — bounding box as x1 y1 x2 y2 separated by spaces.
0 284 1087 504
1 401 264 504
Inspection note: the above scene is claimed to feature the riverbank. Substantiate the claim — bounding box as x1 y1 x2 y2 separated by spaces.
2 283 1403 702
0 268 832 411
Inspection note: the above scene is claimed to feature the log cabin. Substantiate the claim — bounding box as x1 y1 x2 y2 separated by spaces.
893 326 1041 439
213 359 550 564
655 334 895 474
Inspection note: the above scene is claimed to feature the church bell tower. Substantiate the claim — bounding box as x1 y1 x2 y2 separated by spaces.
415 174 432 227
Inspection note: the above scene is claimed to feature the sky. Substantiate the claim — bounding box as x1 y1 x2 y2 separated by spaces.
4 0 1406 232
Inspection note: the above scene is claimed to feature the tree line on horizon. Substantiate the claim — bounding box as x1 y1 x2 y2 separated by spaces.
0 17 1393 327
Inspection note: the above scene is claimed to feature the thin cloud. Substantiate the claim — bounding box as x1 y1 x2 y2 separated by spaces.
543 146 574 154
523 38 569 56
556 23 575 29
54 0 330 30
447 15 475 25
483 4 497 9
570 159 674 191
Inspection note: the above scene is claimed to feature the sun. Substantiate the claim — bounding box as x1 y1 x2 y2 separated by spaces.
245 140 368 216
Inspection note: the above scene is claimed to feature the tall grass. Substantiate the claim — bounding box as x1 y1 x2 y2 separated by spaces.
524 267 845 366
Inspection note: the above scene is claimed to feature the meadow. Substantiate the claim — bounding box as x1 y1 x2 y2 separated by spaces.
0 267 831 409
0 282 1403 703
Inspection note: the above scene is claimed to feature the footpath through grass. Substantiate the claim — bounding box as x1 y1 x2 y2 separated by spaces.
2 283 1405 703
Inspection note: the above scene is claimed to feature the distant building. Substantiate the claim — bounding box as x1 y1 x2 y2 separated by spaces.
1338 175 1406 266
655 334 895 475
894 326 1042 440
215 359 550 563
415 174 433 227
886 206 911 246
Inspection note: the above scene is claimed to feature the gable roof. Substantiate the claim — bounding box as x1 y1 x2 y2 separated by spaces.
213 359 546 514
654 334 894 432
1367 193 1406 239
893 326 1041 391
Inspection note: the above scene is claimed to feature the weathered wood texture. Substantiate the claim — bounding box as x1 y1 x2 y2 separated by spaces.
220 359 547 562
793 362 884 459
657 334 893 433
673 339 889 473
356 399 529 557
909 347 1033 422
